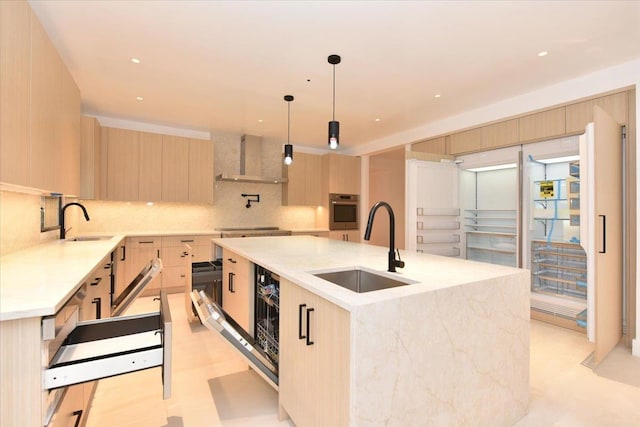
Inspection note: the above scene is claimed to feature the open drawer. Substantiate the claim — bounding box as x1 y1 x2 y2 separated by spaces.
44 290 172 399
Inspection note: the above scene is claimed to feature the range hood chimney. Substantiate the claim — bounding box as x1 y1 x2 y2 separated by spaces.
216 135 288 184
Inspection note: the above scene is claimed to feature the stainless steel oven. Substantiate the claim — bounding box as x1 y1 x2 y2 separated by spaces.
329 193 359 230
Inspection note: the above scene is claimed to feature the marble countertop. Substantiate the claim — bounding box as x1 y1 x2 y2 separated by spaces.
213 236 527 311
0 235 125 321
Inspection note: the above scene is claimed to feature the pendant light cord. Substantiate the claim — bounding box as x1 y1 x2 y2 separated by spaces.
332 64 336 120
287 101 291 143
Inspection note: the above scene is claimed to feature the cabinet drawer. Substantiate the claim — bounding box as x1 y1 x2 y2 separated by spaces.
162 246 191 267
162 265 188 287
44 291 172 400
128 236 162 248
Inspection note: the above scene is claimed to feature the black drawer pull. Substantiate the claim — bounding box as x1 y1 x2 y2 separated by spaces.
180 239 195 243
140 241 154 244
229 272 235 293
227 258 237 264
306 307 314 346
298 304 306 340
92 297 102 319
599 215 606 254
72 410 83 427
103 262 112 269
120 245 126 261
90 277 102 286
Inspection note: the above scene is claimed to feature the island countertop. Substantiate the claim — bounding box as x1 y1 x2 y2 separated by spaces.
0 235 125 321
213 235 528 311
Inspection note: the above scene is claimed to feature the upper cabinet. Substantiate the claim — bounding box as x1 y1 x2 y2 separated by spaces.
188 138 214 204
0 2 81 195
565 92 628 133
162 135 189 202
0 0 31 187
99 126 214 203
449 128 483 154
412 136 448 155
80 116 102 199
104 127 140 201
518 107 566 143
138 131 162 201
282 152 322 206
482 119 519 149
323 153 361 195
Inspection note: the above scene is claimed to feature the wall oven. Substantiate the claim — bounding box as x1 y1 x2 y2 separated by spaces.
329 193 359 230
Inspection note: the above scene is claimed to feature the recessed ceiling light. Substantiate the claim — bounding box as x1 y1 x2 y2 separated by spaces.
136 96 144 101
537 51 548 57
434 94 441 98
375 118 381 122
131 57 141 64
258 119 263 123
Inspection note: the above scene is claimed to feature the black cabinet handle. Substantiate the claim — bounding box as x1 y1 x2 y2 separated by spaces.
90 277 102 286
298 304 306 339
180 239 195 243
157 249 160 258
228 258 237 264
72 410 83 427
229 272 235 293
92 297 102 319
181 251 189 258
120 245 126 261
599 215 607 254
103 262 112 270
306 307 314 346
140 241 154 244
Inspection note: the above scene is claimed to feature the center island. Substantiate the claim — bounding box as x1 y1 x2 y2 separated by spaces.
210 235 530 427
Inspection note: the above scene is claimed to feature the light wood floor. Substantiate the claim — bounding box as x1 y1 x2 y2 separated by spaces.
86 294 640 427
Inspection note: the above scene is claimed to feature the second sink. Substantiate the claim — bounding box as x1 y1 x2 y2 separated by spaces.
313 267 415 293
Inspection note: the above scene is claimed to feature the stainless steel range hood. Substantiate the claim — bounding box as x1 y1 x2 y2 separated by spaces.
216 135 288 184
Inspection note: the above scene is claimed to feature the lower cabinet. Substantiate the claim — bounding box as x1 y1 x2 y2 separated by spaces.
47 384 84 427
329 229 361 242
125 236 162 297
279 279 350 427
222 249 254 334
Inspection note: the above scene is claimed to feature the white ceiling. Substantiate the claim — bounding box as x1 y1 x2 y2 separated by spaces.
29 1 640 153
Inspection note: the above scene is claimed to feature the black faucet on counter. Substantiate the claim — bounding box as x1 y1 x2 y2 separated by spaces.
363 201 405 273
60 202 90 239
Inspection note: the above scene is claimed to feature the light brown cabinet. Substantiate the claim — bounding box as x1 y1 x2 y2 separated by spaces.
126 236 162 296
565 92 628 133
138 131 162 201
222 249 254 334
162 135 189 202
98 127 214 203
412 136 448 154
518 107 566 143
104 127 140 201
4 7 81 196
323 153 361 195
449 128 483 154
279 278 350 427
188 138 214 204
0 0 31 187
329 230 361 243
283 152 323 206
160 236 192 293
80 117 102 199
482 118 519 149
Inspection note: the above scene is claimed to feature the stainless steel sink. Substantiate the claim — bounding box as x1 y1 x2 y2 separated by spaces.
66 235 113 242
313 267 415 293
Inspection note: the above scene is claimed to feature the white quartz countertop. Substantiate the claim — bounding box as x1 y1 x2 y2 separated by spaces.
0 235 125 321
213 236 528 311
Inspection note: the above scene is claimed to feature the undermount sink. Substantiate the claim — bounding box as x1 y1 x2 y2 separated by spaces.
66 235 113 242
312 267 416 293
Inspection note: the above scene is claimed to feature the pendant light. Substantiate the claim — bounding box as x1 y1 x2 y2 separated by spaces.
328 54 341 150
283 95 294 165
